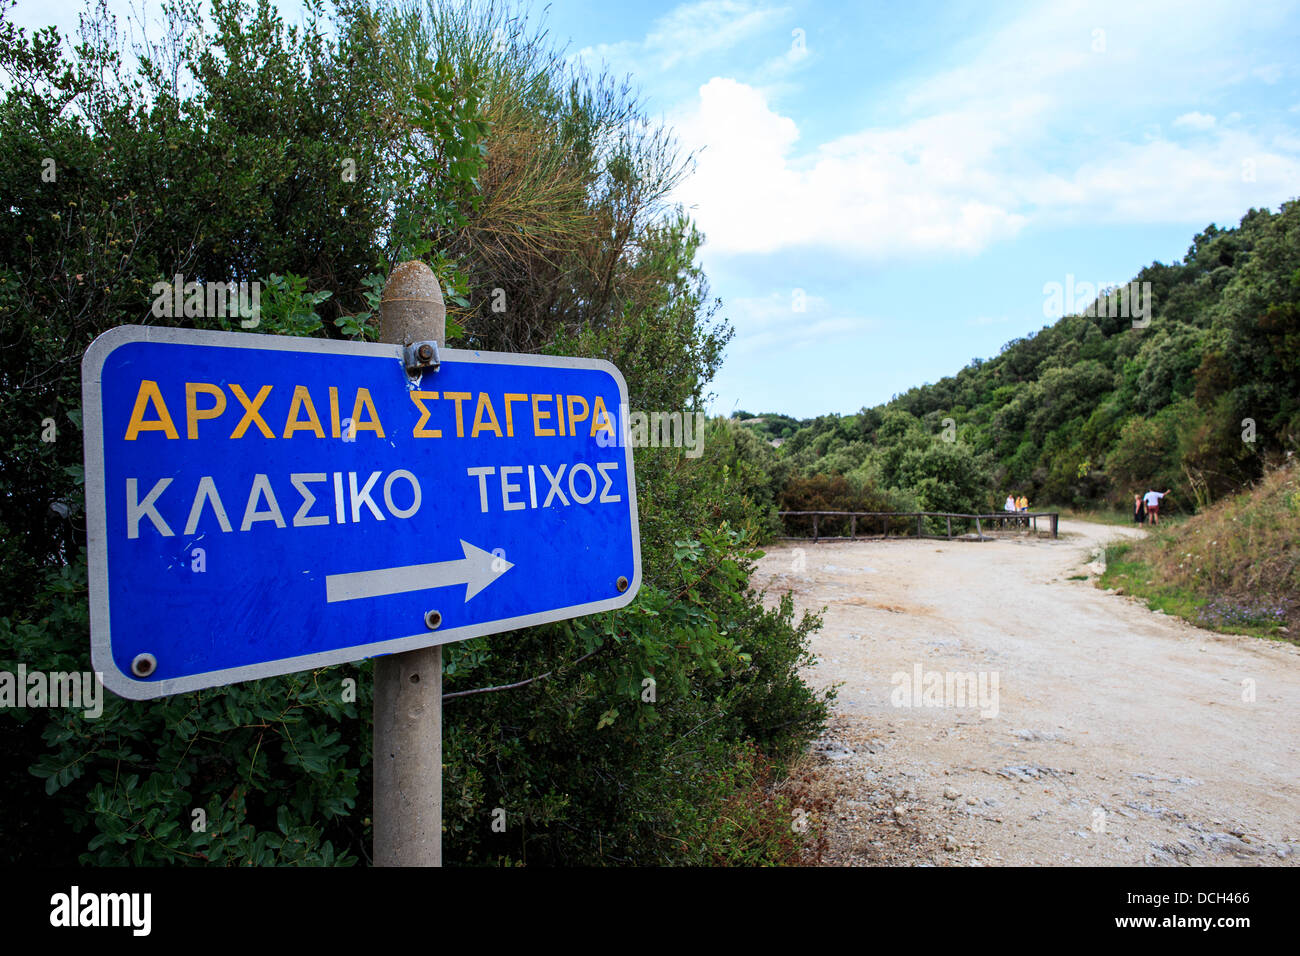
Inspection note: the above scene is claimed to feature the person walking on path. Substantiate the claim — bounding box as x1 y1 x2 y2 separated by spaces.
1143 489 1169 525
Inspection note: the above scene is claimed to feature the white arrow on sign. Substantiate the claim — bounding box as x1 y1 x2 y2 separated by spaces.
325 539 514 603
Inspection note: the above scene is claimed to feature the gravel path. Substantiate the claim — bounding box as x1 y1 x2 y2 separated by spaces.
755 519 1300 866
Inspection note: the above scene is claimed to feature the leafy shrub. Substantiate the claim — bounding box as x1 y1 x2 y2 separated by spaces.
766 201 1300 514
0 0 829 866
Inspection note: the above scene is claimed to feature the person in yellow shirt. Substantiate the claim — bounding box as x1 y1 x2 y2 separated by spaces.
1017 494 1028 512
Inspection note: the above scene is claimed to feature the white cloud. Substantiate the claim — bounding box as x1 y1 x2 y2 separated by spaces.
1253 64 1285 84
754 26 810 80
669 0 1300 260
646 0 787 69
1173 111 1217 130
575 0 787 75
723 291 879 352
1026 132 1300 222
673 79 1030 257
899 0 1291 115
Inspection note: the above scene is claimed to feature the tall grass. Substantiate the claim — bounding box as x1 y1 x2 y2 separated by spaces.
366 0 695 351
1098 459 1300 639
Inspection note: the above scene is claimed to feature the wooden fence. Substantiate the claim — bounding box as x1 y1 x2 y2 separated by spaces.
776 510 1059 542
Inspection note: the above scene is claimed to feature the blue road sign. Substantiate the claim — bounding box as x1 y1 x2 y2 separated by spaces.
82 326 640 699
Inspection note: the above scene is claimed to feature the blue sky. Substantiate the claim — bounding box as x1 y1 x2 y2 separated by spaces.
13 0 1300 417
548 0 1300 417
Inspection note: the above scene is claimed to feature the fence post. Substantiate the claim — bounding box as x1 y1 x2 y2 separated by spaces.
916 514 922 539
946 515 952 539
850 514 856 539
812 514 818 543
975 516 982 540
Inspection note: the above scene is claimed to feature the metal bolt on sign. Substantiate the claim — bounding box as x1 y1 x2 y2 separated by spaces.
403 340 441 374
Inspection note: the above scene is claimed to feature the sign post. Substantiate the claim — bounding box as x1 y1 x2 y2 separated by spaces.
373 261 443 867
80 261 641 866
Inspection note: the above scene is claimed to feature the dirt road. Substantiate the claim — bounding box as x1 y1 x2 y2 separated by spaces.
755 519 1300 866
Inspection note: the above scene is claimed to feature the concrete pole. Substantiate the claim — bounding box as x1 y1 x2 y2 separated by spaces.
373 260 445 866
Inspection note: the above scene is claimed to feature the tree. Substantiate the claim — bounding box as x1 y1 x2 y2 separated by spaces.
0 0 828 866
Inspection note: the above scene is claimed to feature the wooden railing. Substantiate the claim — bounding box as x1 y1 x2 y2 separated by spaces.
776 510 1059 541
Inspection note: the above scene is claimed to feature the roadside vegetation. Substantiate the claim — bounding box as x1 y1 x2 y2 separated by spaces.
1056 507 1192 529
737 199 1300 528
1099 460 1299 642
0 0 829 866
1057 508 1144 527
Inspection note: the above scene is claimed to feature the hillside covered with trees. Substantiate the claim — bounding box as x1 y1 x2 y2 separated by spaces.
738 201 1300 523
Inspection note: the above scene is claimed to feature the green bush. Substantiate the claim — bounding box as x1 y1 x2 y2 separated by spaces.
766 201 1300 514
0 0 828 866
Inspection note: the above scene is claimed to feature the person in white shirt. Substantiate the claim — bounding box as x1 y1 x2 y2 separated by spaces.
1004 495 1016 512
1143 489 1169 524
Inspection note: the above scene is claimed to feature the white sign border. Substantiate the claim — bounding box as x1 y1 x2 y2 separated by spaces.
82 325 642 700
